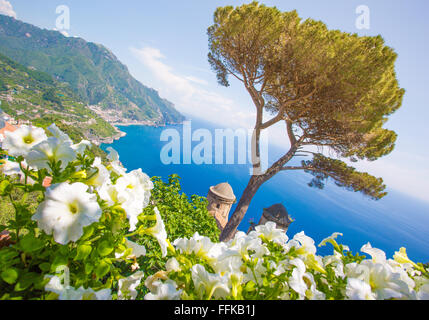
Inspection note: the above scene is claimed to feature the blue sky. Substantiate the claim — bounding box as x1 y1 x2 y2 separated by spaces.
1 0 429 203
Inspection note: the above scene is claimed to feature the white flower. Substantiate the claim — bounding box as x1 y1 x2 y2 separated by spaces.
32 182 102 244
47 123 90 155
47 123 72 144
0 159 22 176
2 125 47 157
191 264 230 299
345 260 411 300
346 278 376 300
242 258 267 285
249 221 288 244
144 280 182 300
166 257 181 272
288 258 324 300
213 232 268 274
87 157 111 188
319 232 349 252
106 147 120 162
118 271 144 300
26 137 76 170
0 159 37 185
0 159 36 184
97 179 142 231
323 251 345 278
290 231 317 256
361 243 387 264
45 275 111 300
393 247 419 269
125 239 146 258
115 168 153 208
98 168 153 231
415 277 429 300
173 232 214 256
71 140 91 155
145 207 168 257
106 147 127 176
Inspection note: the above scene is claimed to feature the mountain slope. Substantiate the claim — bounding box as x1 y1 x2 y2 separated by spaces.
0 52 122 146
0 14 184 125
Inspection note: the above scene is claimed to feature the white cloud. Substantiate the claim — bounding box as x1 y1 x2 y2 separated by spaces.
350 152 429 203
130 46 255 129
0 0 16 18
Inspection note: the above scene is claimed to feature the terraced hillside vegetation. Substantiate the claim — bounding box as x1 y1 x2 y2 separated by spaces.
0 14 184 125
0 52 121 149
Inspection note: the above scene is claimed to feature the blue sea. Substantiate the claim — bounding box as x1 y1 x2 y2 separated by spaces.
102 118 429 262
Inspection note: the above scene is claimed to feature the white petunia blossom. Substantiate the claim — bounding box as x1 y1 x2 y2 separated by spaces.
212 231 268 274
45 275 111 300
288 258 325 300
71 140 91 155
32 182 102 244
97 179 142 231
144 280 182 300
125 239 147 258
117 271 144 300
345 260 411 300
346 278 376 300
0 159 22 176
26 137 76 170
115 168 153 208
415 277 429 300
98 168 153 231
249 221 288 244
191 264 230 299
47 123 90 155
47 123 72 144
361 243 387 264
289 231 317 257
3 125 47 157
106 146 127 176
0 159 36 184
145 207 168 257
166 257 181 272
87 157 111 188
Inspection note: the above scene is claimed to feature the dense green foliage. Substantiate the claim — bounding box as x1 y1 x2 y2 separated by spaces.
128 175 220 277
0 15 184 125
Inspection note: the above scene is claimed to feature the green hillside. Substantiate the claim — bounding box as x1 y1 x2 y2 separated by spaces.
0 14 184 125
0 52 119 148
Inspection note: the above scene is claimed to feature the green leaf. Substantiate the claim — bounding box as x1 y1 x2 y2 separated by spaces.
80 225 95 241
97 241 114 257
75 244 92 261
38 263 51 272
95 260 110 279
1 268 19 285
0 180 11 195
0 248 19 264
84 263 93 275
14 272 38 291
20 234 44 253
50 255 68 273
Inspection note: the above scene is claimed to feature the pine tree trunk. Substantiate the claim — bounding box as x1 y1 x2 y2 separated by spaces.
219 142 299 242
219 175 263 242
